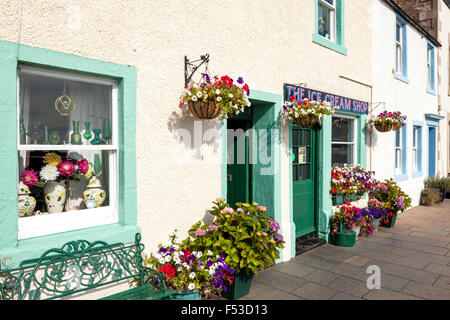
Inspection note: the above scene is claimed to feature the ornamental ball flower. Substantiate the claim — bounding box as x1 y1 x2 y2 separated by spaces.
57 161 75 176
269 220 280 232
43 152 62 167
21 169 39 187
39 165 59 182
195 229 207 237
76 159 89 174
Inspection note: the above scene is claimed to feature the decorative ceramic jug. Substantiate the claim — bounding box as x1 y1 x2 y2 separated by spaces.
83 176 106 209
70 121 82 145
18 181 36 217
44 180 67 213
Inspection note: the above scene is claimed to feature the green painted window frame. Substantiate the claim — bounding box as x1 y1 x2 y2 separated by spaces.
313 0 348 56
0 39 138 266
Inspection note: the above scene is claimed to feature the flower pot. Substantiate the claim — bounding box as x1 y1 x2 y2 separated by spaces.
333 230 356 247
374 123 393 132
349 226 361 238
44 180 67 214
293 116 318 128
382 212 397 228
343 195 352 203
372 219 381 231
187 100 221 120
170 290 202 300
332 194 344 206
222 270 254 300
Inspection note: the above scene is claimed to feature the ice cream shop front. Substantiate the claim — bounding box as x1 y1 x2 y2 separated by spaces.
280 84 369 259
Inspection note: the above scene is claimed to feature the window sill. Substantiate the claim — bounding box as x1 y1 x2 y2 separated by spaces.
394 73 409 84
426 88 436 96
3 223 141 268
312 33 348 56
412 171 423 178
393 173 409 182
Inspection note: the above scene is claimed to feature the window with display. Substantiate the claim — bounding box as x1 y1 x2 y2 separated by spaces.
17 66 118 239
331 116 356 167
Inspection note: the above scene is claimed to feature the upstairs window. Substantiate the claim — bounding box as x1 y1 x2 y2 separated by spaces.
313 0 347 55
318 0 336 41
394 15 408 83
426 43 436 94
395 128 402 173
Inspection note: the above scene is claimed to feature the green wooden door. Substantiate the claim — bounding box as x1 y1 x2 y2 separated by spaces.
227 119 252 208
292 126 317 237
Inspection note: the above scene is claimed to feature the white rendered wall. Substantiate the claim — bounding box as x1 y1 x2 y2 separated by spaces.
371 0 439 207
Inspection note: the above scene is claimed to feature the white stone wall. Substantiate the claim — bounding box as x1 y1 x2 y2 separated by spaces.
438 0 450 176
370 0 440 207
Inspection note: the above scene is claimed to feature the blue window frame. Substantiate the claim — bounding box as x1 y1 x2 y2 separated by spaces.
313 0 347 55
394 15 409 84
412 122 423 178
426 42 436 95
394 121 408 182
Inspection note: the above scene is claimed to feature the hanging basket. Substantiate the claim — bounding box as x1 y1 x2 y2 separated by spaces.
293 116 318 128
187 100 221 120
374 123 393 132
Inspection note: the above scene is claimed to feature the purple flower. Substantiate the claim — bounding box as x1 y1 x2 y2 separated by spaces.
379 184 388 191
269 220 280 232
201 73 211 83
237 77 244 84
274 233 284 242
195 229 207 237
208 225 219 231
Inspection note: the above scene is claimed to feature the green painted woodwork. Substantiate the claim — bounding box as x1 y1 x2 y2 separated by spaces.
227 118 253 207
0 39 138 267
0 233 172 300
313 0 348 55
292 126 317 237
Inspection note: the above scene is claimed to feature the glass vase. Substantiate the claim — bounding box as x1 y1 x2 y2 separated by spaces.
90 129 105 145
70 121 82 145
83 122 92 141
102 118 112 143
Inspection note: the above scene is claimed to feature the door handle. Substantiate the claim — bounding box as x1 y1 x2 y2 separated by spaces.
227 174 232 182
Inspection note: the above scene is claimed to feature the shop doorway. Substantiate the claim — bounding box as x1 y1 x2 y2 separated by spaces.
227 109 253 208
292 125 317 238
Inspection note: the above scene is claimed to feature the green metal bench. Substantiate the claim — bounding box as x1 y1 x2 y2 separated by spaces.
0 233 173 300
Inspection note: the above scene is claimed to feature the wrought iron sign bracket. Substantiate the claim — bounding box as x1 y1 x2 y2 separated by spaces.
184 54 210 86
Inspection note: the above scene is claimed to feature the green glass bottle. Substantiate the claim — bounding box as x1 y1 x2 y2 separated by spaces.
70 121 82 145
83 122 92 141
102 118 112 144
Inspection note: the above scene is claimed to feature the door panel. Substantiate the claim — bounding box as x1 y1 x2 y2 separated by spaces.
292 126 316 237
227 119 252 208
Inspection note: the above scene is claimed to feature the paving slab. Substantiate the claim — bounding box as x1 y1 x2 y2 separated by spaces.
252 270 307 293
328 276 370 297
401 281 450 300
363 288 421 300
301 269 340 286
291 282 338 300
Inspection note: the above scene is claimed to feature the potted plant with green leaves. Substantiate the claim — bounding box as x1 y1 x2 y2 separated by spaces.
424 176 447 202
369 178 412 228
183 198 285 300
420 188 441 206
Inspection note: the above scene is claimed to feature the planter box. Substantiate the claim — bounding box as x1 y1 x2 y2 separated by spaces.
332 195 344 206
170 290 202 300
333 230 357 247
372 219 381 231
382 212 397 228
222 270 254 300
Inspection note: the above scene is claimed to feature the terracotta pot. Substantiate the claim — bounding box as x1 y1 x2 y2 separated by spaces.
293 116 318 127
187 101 221 119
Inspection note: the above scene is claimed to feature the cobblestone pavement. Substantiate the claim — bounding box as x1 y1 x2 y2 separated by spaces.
243 199 450 300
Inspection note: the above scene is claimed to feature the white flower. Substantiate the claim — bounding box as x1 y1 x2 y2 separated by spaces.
196 252 203 258
189 272 196 279
192 96 198 101
39 165 59 182
229 93 234 98
197 91 203 98
154 253 162 260
177 267 182 272
158 258 165 264
188 283 195 290
207 250 213 256
217 97 222 102
164 255 171 262
215 89 220 94
179 251 184 256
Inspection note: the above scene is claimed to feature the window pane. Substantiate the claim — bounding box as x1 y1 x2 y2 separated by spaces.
322 0 334 5
413 149 418 171
318 3 332 39
299 165 311 181
413 127 417 148
293 165 298 182
396 44 402 73
292 129 299 147
396 23 401 42
332 144 354 166
395 129 401 147
298 130 311 146
395 149 402 170
332 117 354 142
18 150 112 217
293 148 299 164
19 69 113 146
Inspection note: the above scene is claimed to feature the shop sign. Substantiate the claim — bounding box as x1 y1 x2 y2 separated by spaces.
284 84 368 115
